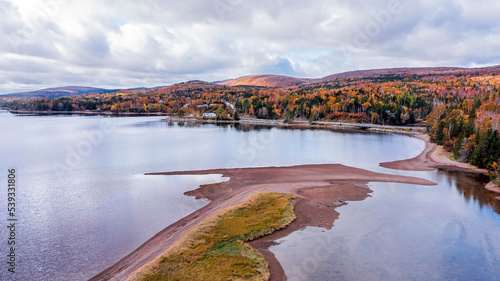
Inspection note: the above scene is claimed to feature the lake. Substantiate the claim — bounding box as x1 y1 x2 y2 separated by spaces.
0 110 499 281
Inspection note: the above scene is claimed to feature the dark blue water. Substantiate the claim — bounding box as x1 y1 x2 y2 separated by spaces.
0 110 498 281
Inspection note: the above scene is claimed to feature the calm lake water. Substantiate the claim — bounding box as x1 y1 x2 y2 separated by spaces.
0 110 499 281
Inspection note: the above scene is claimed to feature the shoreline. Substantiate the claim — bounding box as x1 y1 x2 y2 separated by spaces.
2 109 169 116
88 129 499 280
90 164 435 281
92 134 499 281
380 134 489 175
164 117 426 135
2 109 424 135
485 182 500 195
381 134 499 194
130 192 296 281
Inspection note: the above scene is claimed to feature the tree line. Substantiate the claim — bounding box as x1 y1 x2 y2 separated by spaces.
3 72 500 179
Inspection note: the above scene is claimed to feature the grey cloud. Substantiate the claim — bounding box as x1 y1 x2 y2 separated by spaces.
0 57 52 73
255 57 300 76
0 1 27 52
61 30 111 67
4 74 42 85
1 0 500 94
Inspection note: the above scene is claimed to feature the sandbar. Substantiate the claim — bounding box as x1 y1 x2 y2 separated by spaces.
90 164 435 281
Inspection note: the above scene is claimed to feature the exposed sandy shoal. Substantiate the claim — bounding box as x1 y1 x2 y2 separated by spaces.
90 164 435 281
380 134 500 202
248 182 372 281
485 182 500 195
380 134 489 175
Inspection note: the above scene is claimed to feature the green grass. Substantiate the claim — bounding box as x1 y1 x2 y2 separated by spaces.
139 192 296 281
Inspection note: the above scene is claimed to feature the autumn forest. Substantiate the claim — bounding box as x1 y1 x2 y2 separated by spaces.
2 67 500 181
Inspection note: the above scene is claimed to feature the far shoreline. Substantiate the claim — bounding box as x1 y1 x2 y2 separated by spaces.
7 108 493 191
2 108 425 136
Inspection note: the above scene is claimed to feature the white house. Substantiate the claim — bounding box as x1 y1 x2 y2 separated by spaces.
203 113 216 117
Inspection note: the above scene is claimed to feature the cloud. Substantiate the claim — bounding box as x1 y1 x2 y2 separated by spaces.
1 0 500 94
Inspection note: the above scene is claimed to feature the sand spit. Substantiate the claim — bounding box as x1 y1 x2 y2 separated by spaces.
91 164 434 281
380 134 489 175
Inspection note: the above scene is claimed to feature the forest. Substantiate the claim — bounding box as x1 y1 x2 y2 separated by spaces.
2 71 500 181
426 89 500 182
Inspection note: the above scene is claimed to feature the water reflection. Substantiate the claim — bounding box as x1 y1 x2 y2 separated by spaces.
1 112 498 281
233 123 274 131
450 171 500 214
271 175 500 281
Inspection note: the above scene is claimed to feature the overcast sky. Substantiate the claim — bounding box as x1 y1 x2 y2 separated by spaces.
1 0 500 94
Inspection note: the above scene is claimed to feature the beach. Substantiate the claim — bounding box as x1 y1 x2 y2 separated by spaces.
380 134 490 175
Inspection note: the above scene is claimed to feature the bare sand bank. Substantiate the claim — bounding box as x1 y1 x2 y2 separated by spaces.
485 182 500 195
380 135 500 201
90 164 435 281
380 134 489 175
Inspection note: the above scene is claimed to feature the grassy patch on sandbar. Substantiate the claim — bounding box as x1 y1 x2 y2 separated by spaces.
138 192 296 281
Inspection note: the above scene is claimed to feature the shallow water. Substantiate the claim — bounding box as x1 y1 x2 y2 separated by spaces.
0 111 498 280
271 178 500 281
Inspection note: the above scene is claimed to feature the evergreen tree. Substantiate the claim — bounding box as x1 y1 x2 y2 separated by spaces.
435 121 445 145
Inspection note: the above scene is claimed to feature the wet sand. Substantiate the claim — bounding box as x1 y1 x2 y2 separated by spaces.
90 164 435 281
380 134 489 175
248 182 372 281
485 182 500 195
380 134 500 199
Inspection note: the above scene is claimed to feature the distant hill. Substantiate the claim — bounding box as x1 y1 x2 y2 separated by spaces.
217 75 314 88
1 86 113 99
3 65 500 100
318 65 500 82
218 65 500 88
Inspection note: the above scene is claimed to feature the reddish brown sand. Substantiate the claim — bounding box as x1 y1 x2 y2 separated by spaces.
90 164 435 281
381 135 500 200
380 135 489 175
485 182 500 195
248 182 372 281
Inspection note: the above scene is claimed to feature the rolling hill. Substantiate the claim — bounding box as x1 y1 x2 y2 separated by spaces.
218 65 500 88
3 65 500 100
217 75 314 88
1 86 113 99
